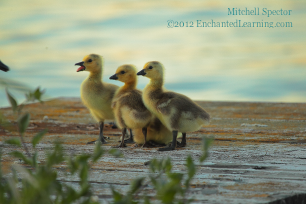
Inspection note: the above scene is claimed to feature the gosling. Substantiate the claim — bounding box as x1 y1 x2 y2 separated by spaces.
75 54 119 144
137 61 210 151
133 116 173 146
109 64 152 147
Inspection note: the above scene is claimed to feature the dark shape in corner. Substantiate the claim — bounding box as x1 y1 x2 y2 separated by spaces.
0 60 9 72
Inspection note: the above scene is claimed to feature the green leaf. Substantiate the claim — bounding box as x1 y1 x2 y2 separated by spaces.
149 158 158 173
34 87 45 102
32 129 47 148
143 196 151 204
129 177 145 194
68 157 79 175
167 172 184 184
25 87 45 103
110 185 123 201
4 138 21 147
159 187 178 204
10 151 32 165
46 142 64 167
199 136 214 163
186 155 196 179
76 154 91 165
92 141 104 162
79 165 89 185
32 151 38 168
17 113 30 135
162 157 172 173
149 175 158 189
5 89 18 113
109 149 124 158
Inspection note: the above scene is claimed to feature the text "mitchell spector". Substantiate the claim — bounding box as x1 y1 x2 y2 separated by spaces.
228 8 292 17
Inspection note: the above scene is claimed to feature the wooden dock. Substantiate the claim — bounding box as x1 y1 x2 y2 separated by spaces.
1 98 306 203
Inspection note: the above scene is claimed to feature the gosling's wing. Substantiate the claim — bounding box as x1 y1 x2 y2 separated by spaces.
156 91 210 120
120 90 151 120
155 92 177 115
119 90 148 112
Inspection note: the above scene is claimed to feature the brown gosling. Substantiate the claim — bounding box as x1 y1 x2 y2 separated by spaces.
109 64 153 147
137 61 210 151
75 54 119 144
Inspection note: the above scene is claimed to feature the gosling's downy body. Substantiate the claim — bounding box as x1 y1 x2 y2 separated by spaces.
75 54 119 143
133 116 173 146
0 60 9 72
137 61 210 151
110 64 152 147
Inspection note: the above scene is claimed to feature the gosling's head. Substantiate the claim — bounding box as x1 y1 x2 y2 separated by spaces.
137 61 164 80
109 64 137 84
75 54 103 73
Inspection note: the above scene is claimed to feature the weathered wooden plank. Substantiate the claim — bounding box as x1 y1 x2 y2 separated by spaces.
1 98 306 203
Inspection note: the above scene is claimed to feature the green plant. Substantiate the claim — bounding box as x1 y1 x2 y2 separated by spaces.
0 86 213 204
0 88 123 204
4 87 45 157
110 136 213 204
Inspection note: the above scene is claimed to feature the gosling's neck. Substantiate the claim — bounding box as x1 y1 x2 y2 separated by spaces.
148 77 163 89
121 78 137 91
88 69 102 83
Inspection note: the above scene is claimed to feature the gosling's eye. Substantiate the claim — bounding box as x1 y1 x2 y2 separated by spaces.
88 59 92 63
120 71 125 74
148 66 153 69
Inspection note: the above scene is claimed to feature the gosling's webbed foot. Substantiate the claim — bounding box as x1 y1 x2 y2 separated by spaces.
176 141 186 147
150 141 167 147
158 145 176 151
141 142 151 148
158 130 178 151
87 136 108 144
110 122 118 129
179 133 187 147
142 141 166 148
124 137 135 144
87 140 107 144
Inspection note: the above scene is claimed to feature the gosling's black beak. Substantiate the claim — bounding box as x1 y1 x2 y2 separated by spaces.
137 69 146 76
75 61 84 66
0 60 9 72
75 61 86 72
109 74 118 80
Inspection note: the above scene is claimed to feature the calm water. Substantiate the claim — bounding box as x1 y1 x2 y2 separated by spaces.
0 0 305 107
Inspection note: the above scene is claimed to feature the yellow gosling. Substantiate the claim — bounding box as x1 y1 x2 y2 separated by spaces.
75 54 118 144
133 117 173 146
109 64 152 147
137 61 210 151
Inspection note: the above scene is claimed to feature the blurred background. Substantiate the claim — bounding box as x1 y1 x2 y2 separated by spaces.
0 0 305 107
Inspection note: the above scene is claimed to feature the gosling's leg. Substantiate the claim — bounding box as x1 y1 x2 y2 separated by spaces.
116 128 127 148
99 122 107 143
141 128 150 148
158 130 178 151
87 121 107 144
124 129 135 143
177 133 186 147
